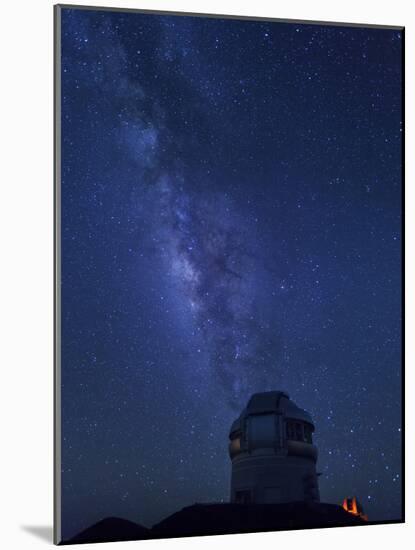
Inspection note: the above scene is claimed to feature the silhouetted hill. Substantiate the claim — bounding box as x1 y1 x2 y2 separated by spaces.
65 502 365 544
152 501 365 537
65 517 150 544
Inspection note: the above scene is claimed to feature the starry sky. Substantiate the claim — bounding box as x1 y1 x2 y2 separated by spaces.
59 7 403 540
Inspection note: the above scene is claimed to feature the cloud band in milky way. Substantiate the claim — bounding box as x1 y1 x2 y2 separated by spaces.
137 174 281 409
82 14 283 408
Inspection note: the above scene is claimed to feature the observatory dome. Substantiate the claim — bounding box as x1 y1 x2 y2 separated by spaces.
229 391 320 504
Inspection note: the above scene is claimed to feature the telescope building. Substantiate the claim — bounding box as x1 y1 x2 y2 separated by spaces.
229 391 320 504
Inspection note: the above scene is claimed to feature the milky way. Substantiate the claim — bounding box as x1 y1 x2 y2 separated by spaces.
109 35 283 408
138 173 281 408
60 7 403 540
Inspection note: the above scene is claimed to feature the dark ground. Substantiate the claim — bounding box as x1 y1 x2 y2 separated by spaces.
64 501 366 544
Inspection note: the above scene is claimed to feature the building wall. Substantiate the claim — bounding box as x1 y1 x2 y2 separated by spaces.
231 453 320 504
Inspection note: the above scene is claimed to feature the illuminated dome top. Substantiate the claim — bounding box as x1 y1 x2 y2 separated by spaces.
230 391 314 435
229 391 317 461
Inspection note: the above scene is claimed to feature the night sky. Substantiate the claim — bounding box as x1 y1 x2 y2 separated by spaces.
60 7 403 540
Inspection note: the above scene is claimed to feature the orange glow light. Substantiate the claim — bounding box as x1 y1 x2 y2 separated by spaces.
342 497 368 521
